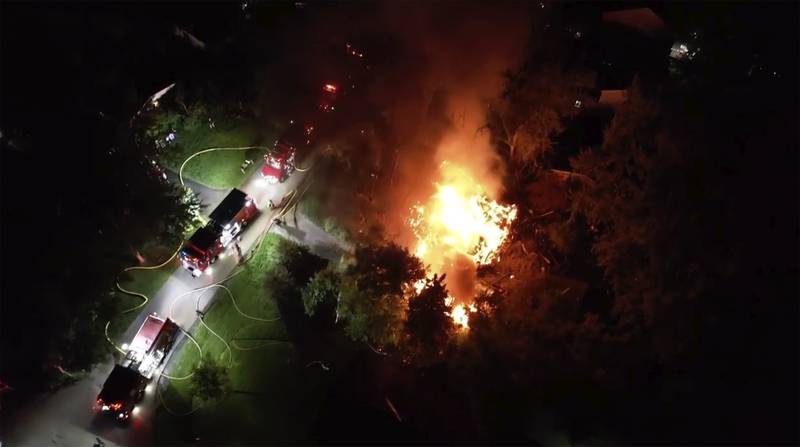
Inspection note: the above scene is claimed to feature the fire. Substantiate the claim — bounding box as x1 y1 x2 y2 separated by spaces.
408 162 516 330
410 162 517 271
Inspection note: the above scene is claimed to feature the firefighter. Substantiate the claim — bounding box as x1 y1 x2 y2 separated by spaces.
268 199 275 210
234 242 243 263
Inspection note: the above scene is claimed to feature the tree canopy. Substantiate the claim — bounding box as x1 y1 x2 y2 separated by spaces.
0 6 200 403
191 355 231 405
302 267 341 317
336 241 426 346
402 274 454 366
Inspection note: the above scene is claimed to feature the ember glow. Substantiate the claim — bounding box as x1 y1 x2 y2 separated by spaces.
408 162 517 329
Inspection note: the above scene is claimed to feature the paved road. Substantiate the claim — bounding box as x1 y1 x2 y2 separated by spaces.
5 158 351 447
163 168 228 217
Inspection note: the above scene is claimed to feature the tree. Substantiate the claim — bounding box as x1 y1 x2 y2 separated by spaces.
191 355 230 405
302 268 341 317
264 238 327 297
402 274 454 366
487 63 594 172
565 73 799 443
277 239 328 288
337 241 426 346
0 7 201 403
568 82 723 343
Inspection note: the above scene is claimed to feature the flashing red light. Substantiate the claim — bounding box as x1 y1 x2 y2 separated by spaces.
323 84 337 93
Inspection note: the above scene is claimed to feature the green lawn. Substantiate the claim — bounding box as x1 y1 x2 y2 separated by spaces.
108 264 175 342
154 234 332 445
160 122 268 189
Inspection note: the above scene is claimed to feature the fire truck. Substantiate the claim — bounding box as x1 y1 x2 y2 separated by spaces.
95 314 179 422
179 188 259 277
260 122 314 184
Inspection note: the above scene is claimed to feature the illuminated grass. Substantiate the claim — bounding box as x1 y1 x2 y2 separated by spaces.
108 265 174 342
160 123 267 189
155 235 329 444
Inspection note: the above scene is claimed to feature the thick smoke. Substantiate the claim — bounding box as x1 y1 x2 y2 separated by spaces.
301 2 531 295
365 1 531 232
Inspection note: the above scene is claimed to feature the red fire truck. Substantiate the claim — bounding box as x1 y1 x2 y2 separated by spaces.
260 122 315 184
179 188 259 277
95 314 179 423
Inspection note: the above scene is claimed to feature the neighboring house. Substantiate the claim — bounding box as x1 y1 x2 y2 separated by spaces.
601 7 666 36
597 89 628 108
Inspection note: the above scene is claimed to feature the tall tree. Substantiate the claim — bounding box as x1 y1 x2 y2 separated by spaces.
0 5 200 403
191 355 231 405
487 63 594 172
302 267 341 317
337 241 426 347
402 274 454 366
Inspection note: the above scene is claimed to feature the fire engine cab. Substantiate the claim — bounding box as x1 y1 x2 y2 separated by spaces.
95 314 179 423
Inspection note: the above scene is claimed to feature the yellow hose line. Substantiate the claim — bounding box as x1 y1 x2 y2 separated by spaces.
104 322 126 355
105 243 183 353
178 146 270 187
116 244 181 312
231 340 292 351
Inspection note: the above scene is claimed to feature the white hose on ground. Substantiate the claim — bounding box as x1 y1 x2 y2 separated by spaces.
160 325 203 381
156 374 202 417
199 315 232 368
168 268 245 321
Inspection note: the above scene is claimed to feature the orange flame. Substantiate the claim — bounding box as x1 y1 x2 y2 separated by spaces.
408 162 516 329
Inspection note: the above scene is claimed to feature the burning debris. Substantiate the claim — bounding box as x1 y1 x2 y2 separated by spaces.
408 162 517 329
409 162 517 270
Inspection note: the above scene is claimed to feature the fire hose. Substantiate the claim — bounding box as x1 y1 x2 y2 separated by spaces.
115 166 313 413
105 243 183 354
178 146 270 187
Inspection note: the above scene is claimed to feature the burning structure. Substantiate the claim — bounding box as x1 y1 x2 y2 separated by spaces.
408 162 517 328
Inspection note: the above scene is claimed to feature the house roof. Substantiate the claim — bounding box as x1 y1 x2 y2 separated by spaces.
602 8 666 35
599 89 628 107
